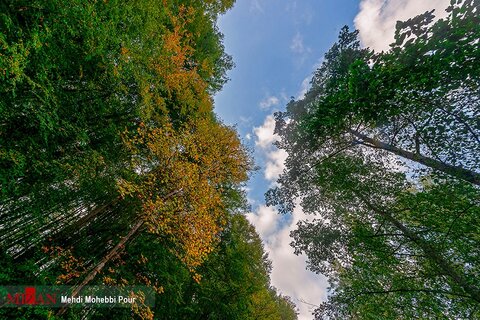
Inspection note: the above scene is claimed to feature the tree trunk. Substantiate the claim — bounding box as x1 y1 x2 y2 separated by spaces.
75 220 143 295
349 129 480 186
56 188 183 316
15 199 119 261
56 219 144 316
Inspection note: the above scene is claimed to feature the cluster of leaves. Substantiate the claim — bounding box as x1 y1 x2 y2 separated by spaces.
268 0 480 318
0 0 298 319
120 118 251 273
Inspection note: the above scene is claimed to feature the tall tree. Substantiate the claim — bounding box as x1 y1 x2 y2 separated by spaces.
119 118 251 273
0 0 235 261
268 0 480 318
274 0 479 188
0 2 277 320
287 155 480 318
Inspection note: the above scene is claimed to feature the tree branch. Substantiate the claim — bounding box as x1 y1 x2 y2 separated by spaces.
348 129 480 186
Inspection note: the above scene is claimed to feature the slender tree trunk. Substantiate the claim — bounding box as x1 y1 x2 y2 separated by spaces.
73 220 144 297
14 199 119 261
349 129 480 186
56 188 183 316
357 192 480 303
57 219 144 316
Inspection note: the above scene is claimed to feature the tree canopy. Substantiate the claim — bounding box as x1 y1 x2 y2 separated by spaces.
268 0 480 318
0 0 298 319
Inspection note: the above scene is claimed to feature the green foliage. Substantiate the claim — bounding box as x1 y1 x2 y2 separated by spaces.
0 1 298 319
268 0 480 318
0 1 295 319
191 214 298 320
0 0 235 259
289 155 480 319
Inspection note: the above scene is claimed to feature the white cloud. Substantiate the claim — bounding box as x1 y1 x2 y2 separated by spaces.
290 32 313 67
247 202 328 320
250 0 264 13
259 95 280 110
246 205 280 239
250 114 329 319
264 148 287 181
290 32 306 54
354 0 450 52
253 115 287 182
254 115 279 149
245 133 252 140
296 76 311 100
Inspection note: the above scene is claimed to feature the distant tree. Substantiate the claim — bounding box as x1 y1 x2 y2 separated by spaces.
191 214 298 320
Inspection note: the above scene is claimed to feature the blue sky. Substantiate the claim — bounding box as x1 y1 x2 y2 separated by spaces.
215 0 358 129
213 1 451 319
215 0 359 207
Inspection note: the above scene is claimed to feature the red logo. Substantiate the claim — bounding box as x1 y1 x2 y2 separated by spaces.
6 287 57 305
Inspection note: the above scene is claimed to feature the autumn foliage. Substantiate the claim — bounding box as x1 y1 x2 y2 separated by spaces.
120 118 250 273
